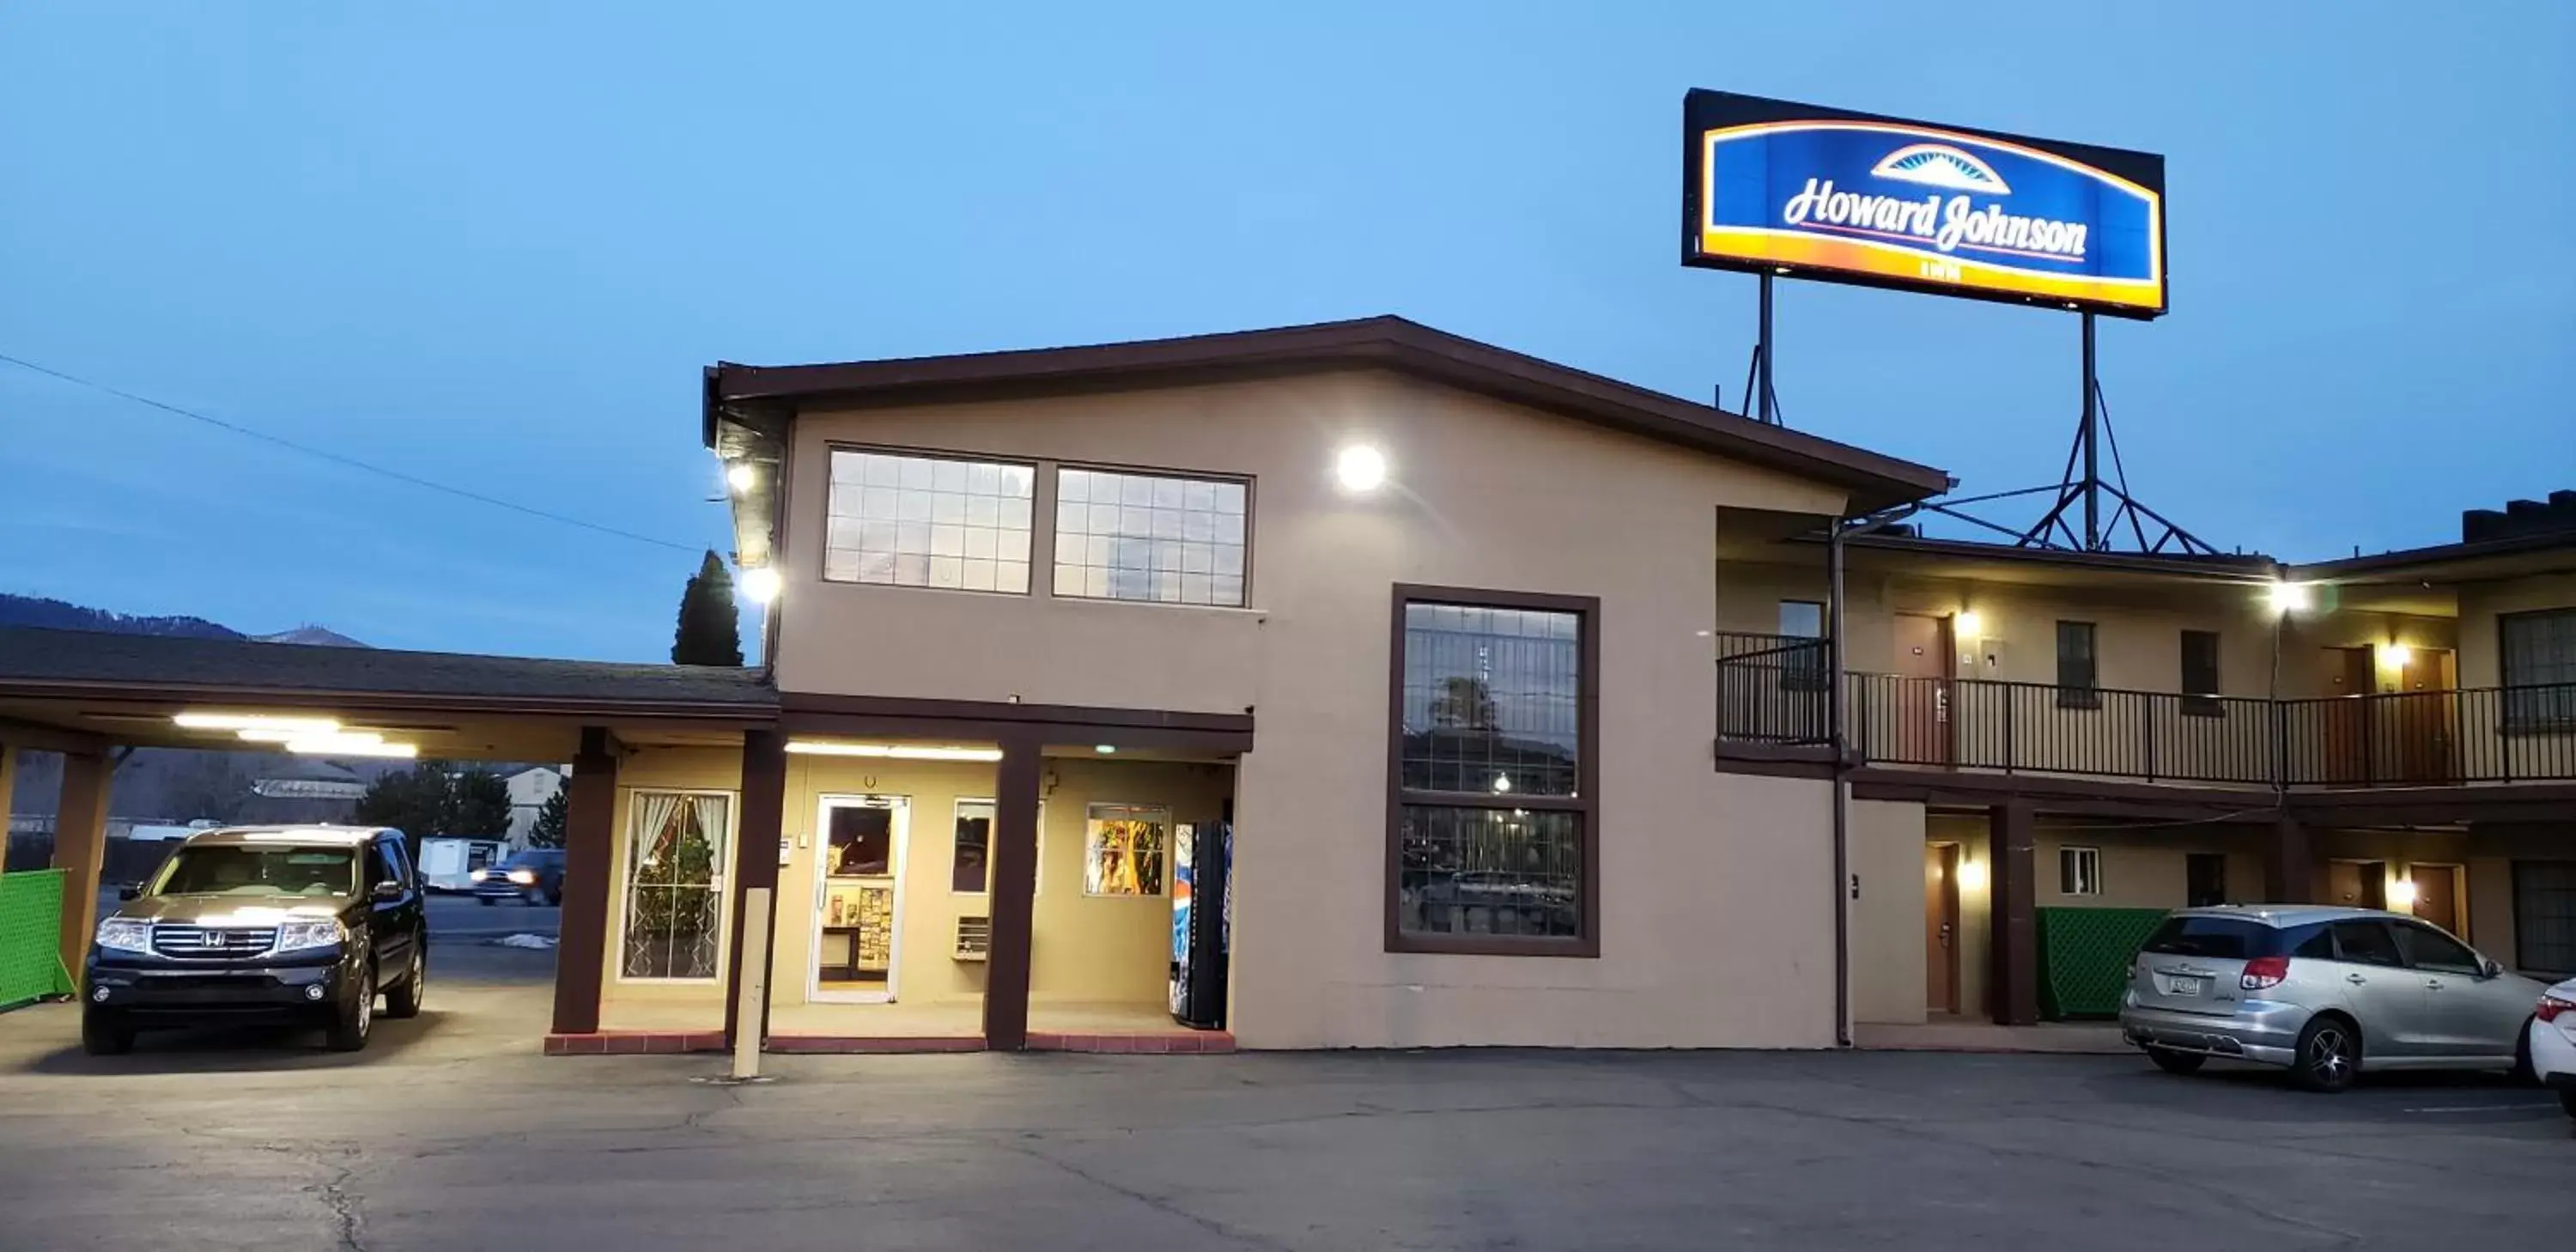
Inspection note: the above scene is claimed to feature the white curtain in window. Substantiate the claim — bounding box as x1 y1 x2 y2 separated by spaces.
630 792 683 880
688 794 731 871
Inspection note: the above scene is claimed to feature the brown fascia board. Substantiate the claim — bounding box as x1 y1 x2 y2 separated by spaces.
2289 529 2576 581
705 316 1953 513
1834 532 2284 580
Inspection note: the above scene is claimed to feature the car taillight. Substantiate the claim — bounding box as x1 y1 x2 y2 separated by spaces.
2538 994 2576 1023
2241 956 2290 990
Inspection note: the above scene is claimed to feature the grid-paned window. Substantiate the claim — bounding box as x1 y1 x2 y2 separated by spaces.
1390 590 1597 956
2502 610 2576 731
823 450 1036 593
2056 620 2099 709
1051 467 1248 606
2514 860 2576 975
2058 846 2102 896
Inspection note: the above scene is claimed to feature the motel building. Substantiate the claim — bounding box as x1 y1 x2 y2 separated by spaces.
3 317 2573 1054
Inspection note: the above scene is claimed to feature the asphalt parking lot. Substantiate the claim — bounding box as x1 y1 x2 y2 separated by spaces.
1 950 2567 1251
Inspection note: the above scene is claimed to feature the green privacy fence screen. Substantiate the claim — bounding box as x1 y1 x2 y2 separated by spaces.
2037 906 2169 1020
0 869 74 1008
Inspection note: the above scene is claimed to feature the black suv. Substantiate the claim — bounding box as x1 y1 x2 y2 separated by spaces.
83 825 428 1055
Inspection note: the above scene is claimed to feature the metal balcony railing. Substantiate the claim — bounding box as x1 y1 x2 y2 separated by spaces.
1716 635 2576 787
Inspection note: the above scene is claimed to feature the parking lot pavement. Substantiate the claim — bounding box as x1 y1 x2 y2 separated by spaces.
0 981 2567 1252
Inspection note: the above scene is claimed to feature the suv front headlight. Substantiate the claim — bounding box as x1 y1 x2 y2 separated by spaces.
95 918 152 955
275 919 345 953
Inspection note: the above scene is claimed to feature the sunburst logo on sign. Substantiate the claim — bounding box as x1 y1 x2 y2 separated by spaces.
1868 143 2012 194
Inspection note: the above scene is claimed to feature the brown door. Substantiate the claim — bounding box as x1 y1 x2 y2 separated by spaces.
2411 864 2463 937
2327 860 2388 910
1925 842 1960 1015
2318 647 2376 782
1892 614 1951 764
2396 649 2458 783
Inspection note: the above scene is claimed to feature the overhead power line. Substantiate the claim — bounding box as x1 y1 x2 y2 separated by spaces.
0 351 701 554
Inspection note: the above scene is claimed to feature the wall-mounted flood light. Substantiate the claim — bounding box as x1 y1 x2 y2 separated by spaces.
2266 581 2314 616
1334 444 1387 494
726 461 756 494
738 566 781 605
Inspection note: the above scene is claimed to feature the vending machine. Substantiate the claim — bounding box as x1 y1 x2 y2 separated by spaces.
1169 818 1231 1030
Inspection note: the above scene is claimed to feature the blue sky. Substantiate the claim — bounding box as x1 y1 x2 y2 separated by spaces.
3 3 2569 661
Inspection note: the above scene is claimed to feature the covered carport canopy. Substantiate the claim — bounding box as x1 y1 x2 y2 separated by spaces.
0 625 779 1037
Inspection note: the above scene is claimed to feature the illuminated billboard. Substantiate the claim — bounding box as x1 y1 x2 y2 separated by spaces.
1683 90 2167 319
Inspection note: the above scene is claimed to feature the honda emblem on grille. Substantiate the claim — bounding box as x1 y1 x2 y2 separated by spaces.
199 931 221 948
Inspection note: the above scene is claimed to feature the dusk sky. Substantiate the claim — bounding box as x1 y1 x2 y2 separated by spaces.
3 4 2569 662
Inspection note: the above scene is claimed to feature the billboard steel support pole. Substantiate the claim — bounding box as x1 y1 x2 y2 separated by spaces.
2081 313 2099 550
1756 272 1777 425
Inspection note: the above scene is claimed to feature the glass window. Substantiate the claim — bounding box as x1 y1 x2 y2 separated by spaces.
2180 630 2221 716
1391 593 1595 953
2392 922 2483 975
2501 610 2576 731
2141 915 2274 959
152 846 355 897
2515 860 2576 974
363 842 393 890
2330 920 2405 967
1778 600 1824 639
2057 846 2101 896
2291 926 2336 959
1083 804 1169 896
2056 621 2099 708
2185 853 2227 908
823 449 1035 593
620 792 731 980
951 800 993 894
1051 467 1248 606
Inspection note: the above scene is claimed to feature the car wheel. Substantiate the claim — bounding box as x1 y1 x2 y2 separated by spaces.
2148 1048 2207 1076
326 963 374 1053
545 888 562 907
81 1009 134 1056
2511 1021 2537 1086
2560 1087 2576 1120
2290 1016 2360 1093
381 945 425 1020
477 896 495 907
524 888 544 906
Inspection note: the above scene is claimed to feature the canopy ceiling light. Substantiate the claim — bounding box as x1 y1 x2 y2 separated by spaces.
173 713 341 734
783 741 1004 763
283 732 419 759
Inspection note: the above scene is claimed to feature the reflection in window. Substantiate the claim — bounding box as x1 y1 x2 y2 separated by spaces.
1397 806 1582 939
951 800 993 894
1083 804 1169 896
823 450 1036 593
1399 604 1580 796
1051 467 1247 606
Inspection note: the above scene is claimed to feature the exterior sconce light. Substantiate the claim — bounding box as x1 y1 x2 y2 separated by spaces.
1334 444 1388 494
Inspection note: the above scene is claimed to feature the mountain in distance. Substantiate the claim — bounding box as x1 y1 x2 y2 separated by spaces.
0 593 366 647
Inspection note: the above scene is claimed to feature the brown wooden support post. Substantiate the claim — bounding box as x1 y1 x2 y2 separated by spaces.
551 727 619 1036
982 733 1044 1051
2265 814 2314 904
1987 799 2038 1026
52 748 114 982
724 729 787 1049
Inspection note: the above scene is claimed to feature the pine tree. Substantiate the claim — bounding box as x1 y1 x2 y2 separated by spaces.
526 787 568 849
672 550 745 666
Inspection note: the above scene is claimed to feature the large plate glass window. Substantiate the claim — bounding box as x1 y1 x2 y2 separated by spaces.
1052 467 1248 606
620 791 731 980
1083 804 1169 896
824 449 1036 593
1388 589 1598 956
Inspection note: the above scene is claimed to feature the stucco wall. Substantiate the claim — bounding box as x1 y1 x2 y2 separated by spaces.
759 368 1860 1048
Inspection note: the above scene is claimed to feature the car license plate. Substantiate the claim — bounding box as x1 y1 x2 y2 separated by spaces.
2167 976 2202 997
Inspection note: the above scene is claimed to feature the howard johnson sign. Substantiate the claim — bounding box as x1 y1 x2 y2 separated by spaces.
1683 91 2167 319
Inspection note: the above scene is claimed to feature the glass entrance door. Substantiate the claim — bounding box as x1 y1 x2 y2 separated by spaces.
811 795 908 1003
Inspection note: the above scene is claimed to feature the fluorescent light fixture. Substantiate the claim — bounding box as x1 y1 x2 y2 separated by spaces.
174 713 340 734
2266 581 2313 615
1094 745 1117 755
738 565 781 605
783 740 1005 763
284 732 418 759
1334 444 1387 494
726 461 756 494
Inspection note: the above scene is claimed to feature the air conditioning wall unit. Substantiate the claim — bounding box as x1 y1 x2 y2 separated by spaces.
954 915 991 961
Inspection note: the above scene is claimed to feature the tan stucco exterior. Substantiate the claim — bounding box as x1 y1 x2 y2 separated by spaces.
754 368 1861 1048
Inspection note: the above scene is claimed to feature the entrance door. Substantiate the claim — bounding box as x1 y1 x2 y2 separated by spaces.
2328 860 2388 911
811 795 909 1004
2410 863 2464 937
2319 647 2376 782
2396 649 2458 783
1924 842 1960 1015
1891 614 1952 764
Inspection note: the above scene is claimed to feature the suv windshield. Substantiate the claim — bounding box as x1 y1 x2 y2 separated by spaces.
507 851 560 870
152 845 356 897
2141 915 2280 959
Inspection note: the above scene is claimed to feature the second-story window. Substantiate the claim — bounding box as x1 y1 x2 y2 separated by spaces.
2502 609 2576 731
1052 467 1249 606
1778 599 1827 691
2179 629 2221 717
2056 620 2099 708
825 449 1036 593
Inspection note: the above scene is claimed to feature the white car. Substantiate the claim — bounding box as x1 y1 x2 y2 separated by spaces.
2533 978 2576 1119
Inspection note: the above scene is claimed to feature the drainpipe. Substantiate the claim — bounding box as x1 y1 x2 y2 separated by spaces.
1827 515 1852 1048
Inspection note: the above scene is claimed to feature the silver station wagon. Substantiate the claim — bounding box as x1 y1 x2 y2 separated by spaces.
2119 905 2547 1092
